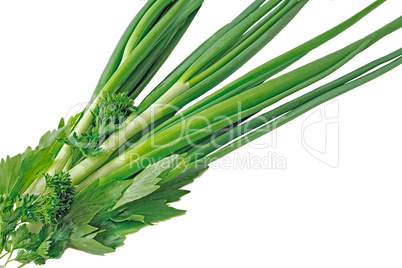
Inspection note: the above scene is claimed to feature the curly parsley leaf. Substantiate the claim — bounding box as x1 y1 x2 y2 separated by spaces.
60 92 135 166
0 172 76 266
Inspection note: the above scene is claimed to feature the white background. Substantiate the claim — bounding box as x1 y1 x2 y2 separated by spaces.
1 0 402 267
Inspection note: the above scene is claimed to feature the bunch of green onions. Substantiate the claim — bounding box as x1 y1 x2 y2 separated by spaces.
37 0 397 190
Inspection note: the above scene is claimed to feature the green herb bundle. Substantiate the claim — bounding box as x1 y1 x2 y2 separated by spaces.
1 0 401 267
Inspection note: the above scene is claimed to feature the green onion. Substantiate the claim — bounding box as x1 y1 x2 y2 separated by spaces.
147 0 387 137
190 48 402 168
69 0 387 186
68 0 312 185
77 3 399 188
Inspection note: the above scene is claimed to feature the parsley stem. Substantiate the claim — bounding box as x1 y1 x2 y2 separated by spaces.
3 249 13 268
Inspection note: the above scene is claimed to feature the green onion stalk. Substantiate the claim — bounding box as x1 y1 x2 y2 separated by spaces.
66 0 310 185
67 0 387 187
75 1 400 189
189 48 402 169
159 47 402 182
80 45 402 190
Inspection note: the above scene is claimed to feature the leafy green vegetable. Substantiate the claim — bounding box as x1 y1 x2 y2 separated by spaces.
0 116 77 200
30 172 75 225
1 0 401 266
0 172 75 266
66 158 208 255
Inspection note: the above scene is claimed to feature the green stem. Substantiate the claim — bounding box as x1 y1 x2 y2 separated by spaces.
187 0 298 85
117 7 201 99
135 0 268 113
3 250 13 268
187 48 402 162
181 0 286 82
201 50 402 164
171 0 308 110
0 252 9 260
89 0 158 103
121 0 174 63
147 0 386 136
68 0 309 184
83 46 402 187
77 16 402 187
99 0 190 97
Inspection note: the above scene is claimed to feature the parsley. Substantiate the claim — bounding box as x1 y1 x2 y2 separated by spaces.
0 173 75 267
60 92 135 166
